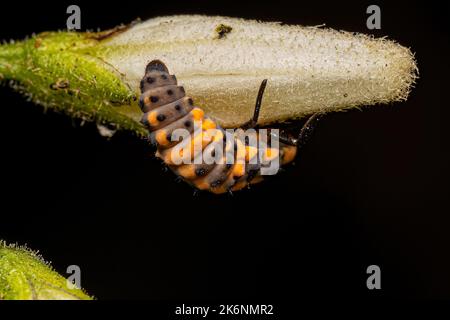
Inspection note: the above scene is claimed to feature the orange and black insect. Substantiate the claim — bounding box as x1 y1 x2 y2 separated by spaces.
139 60 320 194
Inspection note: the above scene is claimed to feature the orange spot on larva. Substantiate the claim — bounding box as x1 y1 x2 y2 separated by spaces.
235 140 246 160
232 163 245 177
231 180 248 191
193 179 210 190
245 146 258 161
148 111 158 126
213 130 224 142
281 146 297 165
191 108 204 121
155 130 169 145
265 148 279 161
211 186 227 194
202 119 216 130
250 176 264 185
178 164 196 179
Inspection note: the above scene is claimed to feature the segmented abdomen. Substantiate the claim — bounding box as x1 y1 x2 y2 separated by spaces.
139 60 297 194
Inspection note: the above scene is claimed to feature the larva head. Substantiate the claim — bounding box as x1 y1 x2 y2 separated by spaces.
145 60 169 74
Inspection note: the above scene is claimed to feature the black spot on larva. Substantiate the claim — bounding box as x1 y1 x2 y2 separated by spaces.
226 163 233 169
157 114 166 121
147 77 154 84
166 133 172 142
195 168 206 176
175 105 182 111
211 180 222 188
150 96 159 103
233 175 240 180
184 121 192 128
244 136 249 145
161 74 168 80
167 89 173 95
211 150 216 157
188 98 194 106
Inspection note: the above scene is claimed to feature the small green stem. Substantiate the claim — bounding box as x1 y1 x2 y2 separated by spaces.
0 33 146 137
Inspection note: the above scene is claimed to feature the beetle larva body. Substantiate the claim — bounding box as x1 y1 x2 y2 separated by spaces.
139 60 298 194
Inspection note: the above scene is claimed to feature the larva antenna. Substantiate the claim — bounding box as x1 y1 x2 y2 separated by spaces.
274 113 322 147
295 113 323 147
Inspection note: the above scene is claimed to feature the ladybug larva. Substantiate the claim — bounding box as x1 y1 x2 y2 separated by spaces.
139 60 320 194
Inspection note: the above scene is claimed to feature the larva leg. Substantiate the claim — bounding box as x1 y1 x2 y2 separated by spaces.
276 113 323 147
296 113 322 147
241 79 268 130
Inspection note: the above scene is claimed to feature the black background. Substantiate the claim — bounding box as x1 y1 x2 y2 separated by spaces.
0 0 449 302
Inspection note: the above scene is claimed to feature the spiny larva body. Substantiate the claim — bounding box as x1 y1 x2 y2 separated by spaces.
140 60 310 194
